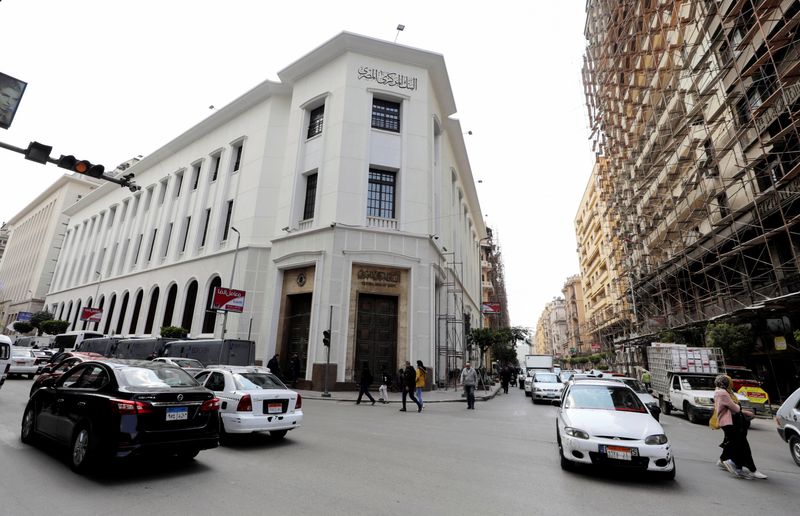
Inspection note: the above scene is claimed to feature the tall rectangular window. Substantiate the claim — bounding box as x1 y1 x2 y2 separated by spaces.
158 179 168 205
133 234 143 265
211 155 221 182
367 169 396 219
371 98 400 132
200 208 211 247
163 223 173 257
181 216 191 253
175 172 184 197
303 173 318 220
232 143 243 172
147 229 157 261
191 163 201 190
307 105 324 138
222 200 234 241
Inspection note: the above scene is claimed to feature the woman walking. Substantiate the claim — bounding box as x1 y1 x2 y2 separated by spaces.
415 360 427 410
713 374 766 479
356 362 376 405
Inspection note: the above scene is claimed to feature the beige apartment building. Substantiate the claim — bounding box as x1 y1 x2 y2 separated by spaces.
583 0 800 397
575 157 631 351
562 275 591 355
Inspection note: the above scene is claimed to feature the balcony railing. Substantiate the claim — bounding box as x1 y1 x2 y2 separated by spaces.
298 219 313 231
367 216 398 230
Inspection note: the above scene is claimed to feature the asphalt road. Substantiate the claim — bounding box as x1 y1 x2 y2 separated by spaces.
0 377 796 516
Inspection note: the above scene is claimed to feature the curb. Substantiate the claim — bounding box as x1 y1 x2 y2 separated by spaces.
300 386 502 403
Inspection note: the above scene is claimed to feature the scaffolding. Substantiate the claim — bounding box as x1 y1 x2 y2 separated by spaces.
582 0 800 337
437 251 466 389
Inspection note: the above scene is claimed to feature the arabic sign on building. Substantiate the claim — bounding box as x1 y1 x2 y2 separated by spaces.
211 287 246 313
481 302 501 314
80 308 103 322
357 66 418 91
357 268 401 288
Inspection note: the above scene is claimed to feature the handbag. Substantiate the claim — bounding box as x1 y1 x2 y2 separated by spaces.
709 408 720 430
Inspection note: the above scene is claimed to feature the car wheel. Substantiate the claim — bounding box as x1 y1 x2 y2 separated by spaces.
557 431 574 471
70 424 95 473
176 448 200 461
655 459 677 480
789 434 800 467
271 430 288 439
21 406 36 444
659 396 671 416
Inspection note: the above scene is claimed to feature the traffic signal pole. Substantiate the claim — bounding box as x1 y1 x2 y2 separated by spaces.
0 139 140 191
322 305 332 398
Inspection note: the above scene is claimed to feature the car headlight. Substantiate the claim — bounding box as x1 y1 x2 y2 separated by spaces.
644 434 668 445
694 397 713 406
564 427 590 439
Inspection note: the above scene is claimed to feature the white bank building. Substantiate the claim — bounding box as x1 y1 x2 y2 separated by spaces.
45 32 485 388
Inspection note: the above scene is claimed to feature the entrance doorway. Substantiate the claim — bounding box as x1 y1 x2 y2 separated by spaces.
355 294 398 384
283 293 312 378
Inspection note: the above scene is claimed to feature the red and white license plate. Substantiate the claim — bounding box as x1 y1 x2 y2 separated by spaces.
604 445 632 461
267 403 283 414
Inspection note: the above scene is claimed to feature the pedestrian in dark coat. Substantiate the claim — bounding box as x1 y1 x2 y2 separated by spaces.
356 362 376 405
288 353 301 386
500 365 512 394
267 354 281 379
400 361 422 412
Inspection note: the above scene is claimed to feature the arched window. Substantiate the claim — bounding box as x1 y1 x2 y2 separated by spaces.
144 287 160 335
94 296 105 331
181 280 198 332
162 284 178 328
71 299 82 331
58 302 65 320
129 290 144 335
104 295 116 335
64 301 73 324
202 276 222 334
116 292 129 335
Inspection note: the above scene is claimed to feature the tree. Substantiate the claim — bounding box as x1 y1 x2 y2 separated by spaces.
161 326 189 339
12 321 34 334
39 320 70 336
705 323 754 363
30 310 54 336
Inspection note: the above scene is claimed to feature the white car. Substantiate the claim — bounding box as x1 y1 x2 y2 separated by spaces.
531 371 564 403
556 379 676 480
152 357 205 376
9 348 37 379
0 335 11 389
195 365 302 439
605 376 660 421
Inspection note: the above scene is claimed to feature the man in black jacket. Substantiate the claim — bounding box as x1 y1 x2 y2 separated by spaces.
356 362 376 405
400 361 422 412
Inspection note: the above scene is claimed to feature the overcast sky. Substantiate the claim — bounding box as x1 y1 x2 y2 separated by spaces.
0 0 596 331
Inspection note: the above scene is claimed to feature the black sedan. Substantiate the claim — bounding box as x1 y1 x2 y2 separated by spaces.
21 360 220 472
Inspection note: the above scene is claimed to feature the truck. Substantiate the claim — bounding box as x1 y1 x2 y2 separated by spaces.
161 339 256 366
646 343 751 424
523 355 554 396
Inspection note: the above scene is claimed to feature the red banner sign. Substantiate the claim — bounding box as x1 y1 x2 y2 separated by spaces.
80 307 103 322
481 302 501 314
212 287 245 313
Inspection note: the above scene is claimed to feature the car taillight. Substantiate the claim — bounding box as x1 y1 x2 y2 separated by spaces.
236 394 252 412
110 399 153 415
200 397 220 413
295 393 302 410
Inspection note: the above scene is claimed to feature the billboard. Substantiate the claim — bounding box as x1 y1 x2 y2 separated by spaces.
211 287 245 313
80 307 103 322
481 302 501 314
17 311 33 322
0 72 27 130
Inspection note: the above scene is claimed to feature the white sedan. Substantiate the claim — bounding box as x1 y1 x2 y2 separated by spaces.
152 357 205 376
9 348 37 379
195 365 302 439
556 379 676 480
531 371 564 403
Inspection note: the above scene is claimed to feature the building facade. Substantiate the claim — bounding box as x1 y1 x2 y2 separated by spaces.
43 32 485 388
532 298 568 356
562 274 590 355
0 174 99 332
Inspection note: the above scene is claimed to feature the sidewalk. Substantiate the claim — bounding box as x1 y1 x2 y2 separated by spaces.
297 382 503 403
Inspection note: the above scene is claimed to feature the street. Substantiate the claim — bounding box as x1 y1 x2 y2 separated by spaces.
0 378 797 516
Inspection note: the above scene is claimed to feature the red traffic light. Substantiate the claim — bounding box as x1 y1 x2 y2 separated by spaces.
55 155 104 178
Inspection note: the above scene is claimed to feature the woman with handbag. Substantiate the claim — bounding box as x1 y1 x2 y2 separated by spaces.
713 374 767 479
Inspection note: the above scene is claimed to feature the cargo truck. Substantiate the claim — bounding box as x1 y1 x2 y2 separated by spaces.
523 354 554 396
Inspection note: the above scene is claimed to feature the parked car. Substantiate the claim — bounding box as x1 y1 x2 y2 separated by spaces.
51 331 104 352
0 335 11 390
195 365 302 440
113 337 177 360
9 348 38 379
775 387 800 467
21 359 220 472
605 376 661 421
40 351 106 375
164 339 256 366
556 379 676 480
15 336 55 350
152 357 205 376
531 371 564 404
75 336 128 357
30 354 108 397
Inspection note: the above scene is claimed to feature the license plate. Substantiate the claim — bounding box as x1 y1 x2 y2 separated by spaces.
267 403 283 414
604 445 632 461
166 407 188 421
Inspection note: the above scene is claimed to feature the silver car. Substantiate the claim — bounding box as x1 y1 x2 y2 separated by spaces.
775 387 800 467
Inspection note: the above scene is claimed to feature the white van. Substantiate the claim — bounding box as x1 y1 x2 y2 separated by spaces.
0 335 12 390
51 330 104 352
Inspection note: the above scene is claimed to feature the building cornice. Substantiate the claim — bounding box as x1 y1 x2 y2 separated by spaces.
8 174 99 225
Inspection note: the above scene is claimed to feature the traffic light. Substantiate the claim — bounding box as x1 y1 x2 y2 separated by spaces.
322 330 331 347
56 154 105 178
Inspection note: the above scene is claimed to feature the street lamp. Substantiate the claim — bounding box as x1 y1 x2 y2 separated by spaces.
221 227 241 339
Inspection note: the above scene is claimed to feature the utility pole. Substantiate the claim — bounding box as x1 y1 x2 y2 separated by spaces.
322 305 332 398
220 227 240 339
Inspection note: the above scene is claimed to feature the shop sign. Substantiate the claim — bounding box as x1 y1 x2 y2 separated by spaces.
212 287 246 313
357 268 400 288
481 302 501 314
737 386 770 405
80 308 103 322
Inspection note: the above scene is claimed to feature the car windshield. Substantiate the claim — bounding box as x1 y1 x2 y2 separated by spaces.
726 369 756 381
564 385 647 412
53 335 77 349
12 348 33 357
233 372 287 390
173 359 204 369
560 372 574 382
681 376 716 390
622 379 647 393
535 373 559 383
119 366 199 388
